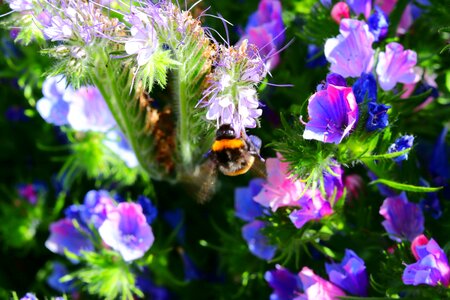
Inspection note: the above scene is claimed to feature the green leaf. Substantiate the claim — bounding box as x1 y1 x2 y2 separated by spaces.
360 148 411 160
370 178 443 193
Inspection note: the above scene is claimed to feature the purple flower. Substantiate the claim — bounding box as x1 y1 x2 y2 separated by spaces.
289 191 333 229
235 178 266 222
387 135 414 162
137 195 158 225
420 192 442 220
45 218 94 257
103 130 139 168
17 182 46 205
265 265 302 300
20 293 38 300
326 73 347 88
36 75 71 126
403 238 450 286
346 0 372 19
368 7 389 41
298 267 346 299
366 102 390 132
376 42 419 91
64 86 116 133
306 44 327 68
242 0 285 69
323 163 344 201
379 192 424 242
303 84 358 144
99 202 154 262
47 262 75 293
352 73 377 104
136 270 171 300
325 249 368 296
324 19 375 78
242 220 276 261
81 190 116 228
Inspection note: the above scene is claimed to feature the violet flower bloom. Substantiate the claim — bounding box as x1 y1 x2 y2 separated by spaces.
411 234 430 260
241 220 276 261
323 163 344 201
403 238 450 286
137 196 158 225
289 191 333 229
36 75 71 126
45 218 94 257
303 84 358 144
346 0 372 19
64 86 116 133
241 0 285 69
235 178 266 222
47 262 75 293
99 202 154 262
265 265 302 300
103 130 139 168
325 249 368 296
387 135 414 162
17 182 46 205
81 190 116 228
379 192 424 242
352 72 377 104
253 154 304 212
366 102 390 132
298 267 346 299
368 7 389 41
376 42 419 91
316 73 347 92
324 19 375 78
20 293 38 300
306 44 327 68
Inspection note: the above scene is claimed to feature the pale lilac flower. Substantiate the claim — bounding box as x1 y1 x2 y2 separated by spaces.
242 220 277 261
64 86 116 133
81 190 116 228
303 84 358 144
298 267 346 300
253 154 304 212
376 42 419 91
403 238 450 286
324 19 375 78
43 15 73 41
36 75 71 126
200 41 267 136
5 0 33 12
125 13 159 66
45 218 94 257
379 192 424 242
20 293 38 300
99 202 154 262
325 249 368 296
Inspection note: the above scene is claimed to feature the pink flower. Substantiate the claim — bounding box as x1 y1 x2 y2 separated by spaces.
253 154 304 212
289 191 333 229
298 267 346 299
376 42 419 91
411 234 429 260
324 19 375 78
99 203 154 262
331 2 350 24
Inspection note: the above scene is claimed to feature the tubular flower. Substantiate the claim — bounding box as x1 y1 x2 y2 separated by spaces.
36 75 71 126
324 19 375 78
379 192 424 242
376 42 419 91
298 267 347 300
387 135 414 162
98 202 154 262
403 237 450 287
303 84 358 144
242 220 277 261
199 41 267 136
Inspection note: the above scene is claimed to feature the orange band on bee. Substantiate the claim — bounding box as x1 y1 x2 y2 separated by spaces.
212 139 245 152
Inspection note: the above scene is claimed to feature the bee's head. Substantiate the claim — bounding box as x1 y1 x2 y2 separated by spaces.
216 124 236 140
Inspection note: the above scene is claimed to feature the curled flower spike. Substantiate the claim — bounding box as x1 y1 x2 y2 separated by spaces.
303 84 358 144
199 41 267 136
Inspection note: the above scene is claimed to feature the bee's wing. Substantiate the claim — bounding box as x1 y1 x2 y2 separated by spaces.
180 158 218 204
250 156 267 179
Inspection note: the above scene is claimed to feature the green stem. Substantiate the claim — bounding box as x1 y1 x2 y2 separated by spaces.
175 67 192 169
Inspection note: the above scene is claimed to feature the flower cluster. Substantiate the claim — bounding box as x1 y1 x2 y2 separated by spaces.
199 40 267 136
46 190 156 262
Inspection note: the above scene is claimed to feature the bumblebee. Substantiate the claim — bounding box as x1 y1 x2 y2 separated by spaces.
209 124 262 176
